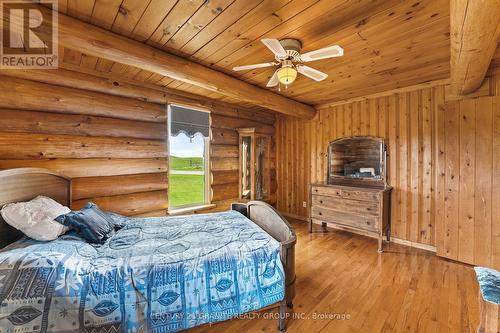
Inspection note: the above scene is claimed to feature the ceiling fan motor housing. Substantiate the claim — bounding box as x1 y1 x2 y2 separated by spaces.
278 38 302 61
232 37 338 87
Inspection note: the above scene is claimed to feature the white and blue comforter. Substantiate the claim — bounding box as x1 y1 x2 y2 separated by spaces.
0 211 284 332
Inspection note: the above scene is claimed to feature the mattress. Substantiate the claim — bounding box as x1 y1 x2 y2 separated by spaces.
0 210 285 332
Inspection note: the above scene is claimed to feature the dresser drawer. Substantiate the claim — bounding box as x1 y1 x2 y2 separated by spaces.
310 183 392 252
312 195 379 217
311 206 379 232
340 188 379 202
311 185 379 202
311 185 342 197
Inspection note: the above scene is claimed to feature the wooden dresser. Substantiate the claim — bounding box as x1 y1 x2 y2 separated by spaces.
310 182 391 251
310 136 392 252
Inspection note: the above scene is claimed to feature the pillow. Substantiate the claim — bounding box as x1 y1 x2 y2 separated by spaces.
1 196 70 241
55 202 115 244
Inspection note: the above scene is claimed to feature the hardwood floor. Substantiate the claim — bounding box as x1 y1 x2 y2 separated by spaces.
188 219 480 333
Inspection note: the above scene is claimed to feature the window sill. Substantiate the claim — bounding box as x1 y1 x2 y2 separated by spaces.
168 204 216 216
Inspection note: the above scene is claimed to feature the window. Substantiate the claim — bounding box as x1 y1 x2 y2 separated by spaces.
168 104 210 209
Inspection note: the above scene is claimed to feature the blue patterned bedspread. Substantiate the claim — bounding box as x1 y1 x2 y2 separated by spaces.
0 211 284 332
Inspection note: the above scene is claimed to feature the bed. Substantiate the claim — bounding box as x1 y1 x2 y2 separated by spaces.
0 168 296 332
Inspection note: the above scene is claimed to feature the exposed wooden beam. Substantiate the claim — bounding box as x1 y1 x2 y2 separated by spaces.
450 0 500 95
1 68 168 104
0 75 167 122
13 5 315 119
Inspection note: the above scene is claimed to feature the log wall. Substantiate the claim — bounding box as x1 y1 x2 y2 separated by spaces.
0 73 275 216
276 74 500 251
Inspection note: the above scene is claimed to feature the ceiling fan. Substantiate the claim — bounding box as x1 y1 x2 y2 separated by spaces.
232 38 344 89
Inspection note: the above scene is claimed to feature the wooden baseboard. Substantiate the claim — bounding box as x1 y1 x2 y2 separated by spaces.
286 212 437 253
390 237 436 252
325 222 436 253
281 212 308 222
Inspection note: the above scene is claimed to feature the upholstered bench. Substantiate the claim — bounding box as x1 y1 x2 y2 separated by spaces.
475 267 500 333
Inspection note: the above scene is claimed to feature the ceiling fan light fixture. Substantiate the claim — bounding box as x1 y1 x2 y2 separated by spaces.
277 61 297 85
233 38 342 88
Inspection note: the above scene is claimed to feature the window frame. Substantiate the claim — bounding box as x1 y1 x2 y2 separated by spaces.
167 103 211 210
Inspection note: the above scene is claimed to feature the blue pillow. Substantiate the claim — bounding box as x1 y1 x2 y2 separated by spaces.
55 202 115 244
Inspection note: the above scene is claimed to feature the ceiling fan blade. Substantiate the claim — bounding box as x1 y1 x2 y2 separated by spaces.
233 62 275 71
266 70 279 87
261 38 288 58
297 65 328 81
300 45 344 62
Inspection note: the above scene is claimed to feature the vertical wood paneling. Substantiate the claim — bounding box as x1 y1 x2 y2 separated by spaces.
492 97 500 268
397 93 409 240
443 103 460 259
435 92 447 257
352 102 361 136
388 95 399 238
436 96 500 268
276 119 283 212
316 112 324 185
474 98 493 266
458 99 476 264
421 88 433 244
304 120 311 217
276 75 499 253
409 91 420 242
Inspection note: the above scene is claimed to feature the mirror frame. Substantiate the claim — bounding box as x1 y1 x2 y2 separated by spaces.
326 136 387 186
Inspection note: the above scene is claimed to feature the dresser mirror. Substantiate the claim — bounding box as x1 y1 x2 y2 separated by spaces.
311 136 391 251
327 136 387 186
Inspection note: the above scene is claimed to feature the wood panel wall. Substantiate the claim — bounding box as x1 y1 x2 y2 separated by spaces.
0 73 275 217
276 74 500 249
436 96 500 268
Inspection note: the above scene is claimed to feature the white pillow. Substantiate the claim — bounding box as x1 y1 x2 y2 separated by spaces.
1 196 71 241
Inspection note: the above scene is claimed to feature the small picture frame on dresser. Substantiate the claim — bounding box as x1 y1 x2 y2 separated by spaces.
309 136 392 252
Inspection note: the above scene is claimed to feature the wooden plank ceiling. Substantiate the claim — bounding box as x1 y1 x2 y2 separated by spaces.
55 0 451 107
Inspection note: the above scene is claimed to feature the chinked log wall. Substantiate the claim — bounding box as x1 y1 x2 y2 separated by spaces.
276 74 500 253
0 74 275 217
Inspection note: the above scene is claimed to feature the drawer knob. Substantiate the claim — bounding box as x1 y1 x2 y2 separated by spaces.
319 212 322 215
366 221 370 225
319 200 323 204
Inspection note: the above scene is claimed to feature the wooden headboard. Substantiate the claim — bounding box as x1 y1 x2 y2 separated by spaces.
0 168 71 248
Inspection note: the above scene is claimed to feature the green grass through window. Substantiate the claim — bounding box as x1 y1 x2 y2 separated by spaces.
169 174 205 208
169 156 205 208
170 156 203 171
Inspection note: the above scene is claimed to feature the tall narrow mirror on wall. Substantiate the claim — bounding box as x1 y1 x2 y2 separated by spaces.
168 105 210 209
237 128 272 202
255 135 270 200
241 136 252 199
